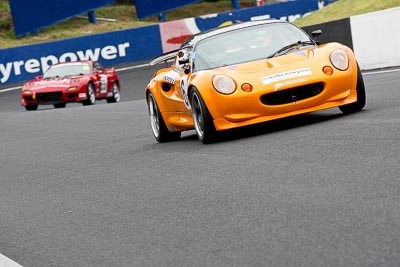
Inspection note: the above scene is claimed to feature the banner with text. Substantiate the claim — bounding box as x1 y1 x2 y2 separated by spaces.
0 25 162 85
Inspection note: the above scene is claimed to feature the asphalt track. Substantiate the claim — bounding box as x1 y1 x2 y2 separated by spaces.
1 67 400 267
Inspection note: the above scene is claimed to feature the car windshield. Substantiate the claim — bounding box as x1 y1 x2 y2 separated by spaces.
43 62 91 78
193 23 313 71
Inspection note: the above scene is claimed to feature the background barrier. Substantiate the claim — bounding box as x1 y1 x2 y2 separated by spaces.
302 18 353 50
135 0 202 19
9 0 115 37
1 1 399 87
0 25 161 85
350 7 400 70
158 0 336 52
0 0 335 85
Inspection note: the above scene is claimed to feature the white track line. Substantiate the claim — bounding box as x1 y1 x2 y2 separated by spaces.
0 85 22 93
363 68 400 75
0 253 24 267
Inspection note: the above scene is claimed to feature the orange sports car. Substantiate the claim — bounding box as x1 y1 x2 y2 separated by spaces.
145 20 366 143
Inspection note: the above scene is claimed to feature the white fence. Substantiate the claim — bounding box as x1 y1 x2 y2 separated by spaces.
351 7 400 70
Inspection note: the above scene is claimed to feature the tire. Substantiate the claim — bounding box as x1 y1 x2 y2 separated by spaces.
190 88 217 144
147 91 181 142
25 104 38 111
83 83 96 106
106 82 121 103
54 103 66 109
339 64 366 114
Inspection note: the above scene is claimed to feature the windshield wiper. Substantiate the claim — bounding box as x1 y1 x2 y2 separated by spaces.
267 40 315 58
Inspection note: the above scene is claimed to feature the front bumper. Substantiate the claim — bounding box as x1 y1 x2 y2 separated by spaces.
205 69 358 131
21 90 87 106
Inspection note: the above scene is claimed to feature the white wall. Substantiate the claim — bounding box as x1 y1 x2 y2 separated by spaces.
351 7 400 70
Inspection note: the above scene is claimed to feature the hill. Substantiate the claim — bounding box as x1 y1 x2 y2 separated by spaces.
294 0 400 27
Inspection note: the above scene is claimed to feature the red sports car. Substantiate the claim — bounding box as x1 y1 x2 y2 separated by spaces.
21 61 121 111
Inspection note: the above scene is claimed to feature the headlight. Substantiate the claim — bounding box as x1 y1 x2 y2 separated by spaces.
67 86 78 91
330 49 349 71
212 75 236 94
23 90 32 95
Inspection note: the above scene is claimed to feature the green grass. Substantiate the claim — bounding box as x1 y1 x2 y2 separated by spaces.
0 0 399 48
294 0 400 27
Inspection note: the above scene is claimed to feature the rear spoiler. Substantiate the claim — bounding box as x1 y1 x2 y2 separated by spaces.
149 49 179 66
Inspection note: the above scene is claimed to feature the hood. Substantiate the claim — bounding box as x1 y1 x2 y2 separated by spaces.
209 47 318 88
226 48 314 73
23 77 77 92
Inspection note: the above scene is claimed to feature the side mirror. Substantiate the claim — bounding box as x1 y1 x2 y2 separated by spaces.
35 75 43 80
311 30 322 45
312 30 322 37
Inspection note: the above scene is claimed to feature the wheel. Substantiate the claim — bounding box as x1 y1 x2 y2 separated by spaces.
54 103 66 109
106 82 121 103
147 91 181 142
83 83 96 106
339 64 366 114
190 88 217 144
25 104 38 111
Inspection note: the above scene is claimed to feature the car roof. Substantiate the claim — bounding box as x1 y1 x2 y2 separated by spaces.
181 19 285 48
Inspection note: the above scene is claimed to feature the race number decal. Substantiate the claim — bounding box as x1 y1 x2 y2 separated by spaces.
180 76 191 109
99 74 108 93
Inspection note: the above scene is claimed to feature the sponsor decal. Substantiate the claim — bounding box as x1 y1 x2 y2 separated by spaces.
164 70 180 84
274 78 308 91
99 74 108 93
226 65 238 70
79 93 86 98
261 68 312 85
180 75 191 109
